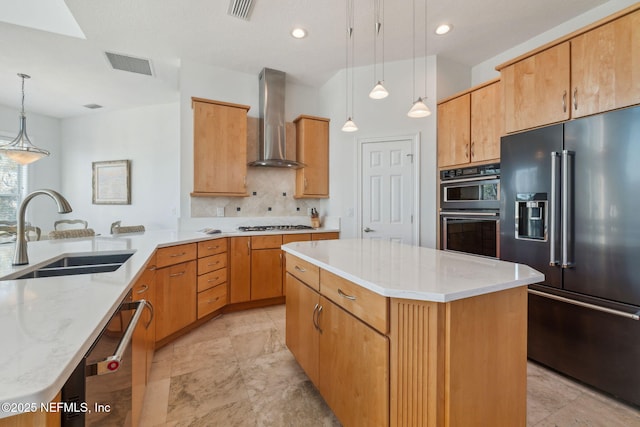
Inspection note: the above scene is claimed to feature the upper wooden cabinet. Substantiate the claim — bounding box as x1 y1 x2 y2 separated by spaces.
191 98 250 197
498 6 640 133
501 42 571 134
294 115 330 198
571 9 640 118
437 79 502 168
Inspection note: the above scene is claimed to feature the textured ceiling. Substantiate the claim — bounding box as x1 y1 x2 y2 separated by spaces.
0 0 612 118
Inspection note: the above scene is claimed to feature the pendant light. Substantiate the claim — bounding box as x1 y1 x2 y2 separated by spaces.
368 0 388 100
342 0 358 132
0 74 50 165
407 0 432 118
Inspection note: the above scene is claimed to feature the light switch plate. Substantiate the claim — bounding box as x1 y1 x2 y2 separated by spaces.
216 207 225 217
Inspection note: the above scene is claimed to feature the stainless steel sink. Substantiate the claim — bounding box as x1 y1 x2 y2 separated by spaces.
5 251 135 280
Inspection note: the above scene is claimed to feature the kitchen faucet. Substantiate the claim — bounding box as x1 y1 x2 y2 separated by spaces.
13 189 72 265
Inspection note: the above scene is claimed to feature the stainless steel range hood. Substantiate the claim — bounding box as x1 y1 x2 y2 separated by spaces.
248 68 304 169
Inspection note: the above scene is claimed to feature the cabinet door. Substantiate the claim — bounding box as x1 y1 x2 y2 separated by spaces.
251 248 283 300
311 232 339 241
319 297 389 427
471 81 502 163
571 10 640 118
285 273 320 386
131 256 156 427
192 99 249 196
229 236 251 303
437 94 471 167
155 260 197 341
295 116 330 198
502 42 571 133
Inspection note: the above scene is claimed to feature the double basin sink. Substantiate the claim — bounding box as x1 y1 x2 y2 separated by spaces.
4 251 135 280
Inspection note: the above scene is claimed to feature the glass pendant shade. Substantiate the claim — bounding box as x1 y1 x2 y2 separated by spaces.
2 115 50 165
369 81 389 99
341 117 359 132
0 74 50 165
407 97 432 118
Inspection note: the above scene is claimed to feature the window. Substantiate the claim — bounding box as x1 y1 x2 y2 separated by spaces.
0 135 27 222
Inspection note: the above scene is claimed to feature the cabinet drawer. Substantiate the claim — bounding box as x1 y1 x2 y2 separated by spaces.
252 234 283 249
285 253 319 291
197 267 227 292
156 243 197 268
198 253 227 275
198 238 228 257
283 233 312 244
312 232 339 240
197 284 227 319
320 270 388 334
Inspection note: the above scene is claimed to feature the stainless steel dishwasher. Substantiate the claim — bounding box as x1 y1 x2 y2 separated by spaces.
61 291 150 426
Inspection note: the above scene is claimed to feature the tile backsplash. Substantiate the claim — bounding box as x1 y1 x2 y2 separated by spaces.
191 167 319 217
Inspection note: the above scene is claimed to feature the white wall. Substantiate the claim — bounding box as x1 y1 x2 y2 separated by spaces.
472 0 638 84
60 103 180 235
319 57 442 247
0 104 62 229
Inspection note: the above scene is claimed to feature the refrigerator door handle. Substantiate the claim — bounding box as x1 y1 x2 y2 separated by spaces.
561 150 575 268
549 152 560 266
528 289 640 320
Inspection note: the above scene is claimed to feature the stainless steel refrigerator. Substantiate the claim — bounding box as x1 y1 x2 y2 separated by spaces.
500 105 640 407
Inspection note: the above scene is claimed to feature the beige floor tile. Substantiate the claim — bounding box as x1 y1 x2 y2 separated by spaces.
534 391 640 426
166 362 249 423
238 349 307 401
230 327 285 361
171 314 228 349
224 308 274 336
171 336 235 377
139 378 170 427
164 399 258 427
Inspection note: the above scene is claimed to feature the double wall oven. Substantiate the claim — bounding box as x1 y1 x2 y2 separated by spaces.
440 164 500 258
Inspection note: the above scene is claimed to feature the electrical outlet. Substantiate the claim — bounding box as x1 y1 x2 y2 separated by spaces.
216 207 225 217
307 208 313 215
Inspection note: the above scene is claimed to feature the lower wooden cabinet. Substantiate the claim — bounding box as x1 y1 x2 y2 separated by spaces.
285 260 389 427
229 236 251 303
319 296 389 427
131 255 157 427
251 234 284 300
155 260 197 341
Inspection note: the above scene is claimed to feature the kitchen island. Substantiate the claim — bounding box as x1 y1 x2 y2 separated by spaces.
282 239 544 427
0 226 338 423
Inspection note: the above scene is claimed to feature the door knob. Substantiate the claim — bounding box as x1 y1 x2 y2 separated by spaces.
364 227 374 233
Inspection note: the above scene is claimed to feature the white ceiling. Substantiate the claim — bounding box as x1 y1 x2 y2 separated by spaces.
0 0 610 119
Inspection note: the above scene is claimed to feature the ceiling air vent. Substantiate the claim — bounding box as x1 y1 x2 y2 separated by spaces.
228 0 255 20
105 52 154 76
83 104 103 109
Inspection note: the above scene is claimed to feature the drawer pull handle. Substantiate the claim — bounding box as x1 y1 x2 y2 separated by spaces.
148 265 157 271
338 289 356 301
208 261 220 266
169 271 186 278
169 252 187 258
294 265 307 273
207 297 220 304
208 277 220 283
207 246 219 250
136 284 149 294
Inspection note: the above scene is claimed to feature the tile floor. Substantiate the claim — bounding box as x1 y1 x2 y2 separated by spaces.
140 304 640 427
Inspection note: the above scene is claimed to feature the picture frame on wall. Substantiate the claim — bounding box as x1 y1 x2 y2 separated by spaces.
92 159 131 205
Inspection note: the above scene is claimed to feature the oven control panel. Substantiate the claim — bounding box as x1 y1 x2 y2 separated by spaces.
440 163 500 181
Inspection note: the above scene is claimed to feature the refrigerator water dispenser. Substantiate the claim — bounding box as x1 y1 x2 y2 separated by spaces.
515 193 547 241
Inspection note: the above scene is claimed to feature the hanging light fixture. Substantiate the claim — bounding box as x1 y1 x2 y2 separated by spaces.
0 74 50 165
368 0 388 100
342 0 358 132
407 0 432 118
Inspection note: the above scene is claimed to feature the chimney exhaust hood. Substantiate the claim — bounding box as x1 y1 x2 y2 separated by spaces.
248 68 304 169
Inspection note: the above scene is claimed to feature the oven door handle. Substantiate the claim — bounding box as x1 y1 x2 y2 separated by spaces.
441 174 500 184
87 299 147 376
439 211 499 217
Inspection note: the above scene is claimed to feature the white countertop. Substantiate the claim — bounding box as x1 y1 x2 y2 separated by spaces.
282 239 544 302
0 227 337 419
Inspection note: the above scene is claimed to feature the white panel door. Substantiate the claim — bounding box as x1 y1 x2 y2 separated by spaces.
361 138 416 244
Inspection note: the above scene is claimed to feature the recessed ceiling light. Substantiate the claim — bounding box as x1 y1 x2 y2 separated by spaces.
435 24 452 35
291 27 307 39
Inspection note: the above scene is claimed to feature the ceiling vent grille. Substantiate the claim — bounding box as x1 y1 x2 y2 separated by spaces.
105 52 154 76
228 0 255 20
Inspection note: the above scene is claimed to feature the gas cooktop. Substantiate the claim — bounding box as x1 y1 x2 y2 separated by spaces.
238 225 314 232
